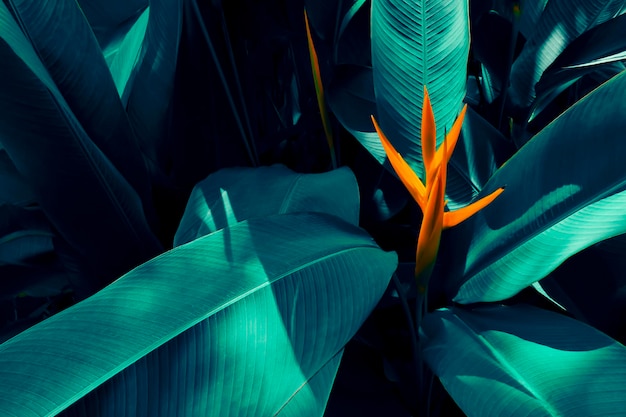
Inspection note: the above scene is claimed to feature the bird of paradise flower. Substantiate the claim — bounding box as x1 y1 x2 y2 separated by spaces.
371 88 505 296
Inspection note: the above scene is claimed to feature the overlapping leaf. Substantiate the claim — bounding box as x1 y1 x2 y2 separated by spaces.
0 3 162 281
508 0 626 109
6 0 154 209
532 12 626 122
125 0 183 176
440 69 626 303
421 304 626 417
76 0 148 47
174 165 360 246
0 213 397 417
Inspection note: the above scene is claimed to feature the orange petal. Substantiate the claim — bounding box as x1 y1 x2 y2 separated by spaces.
421 86 437 183
372 115 428 210
304 9 336 167
433 104 467 169
415 163 445 280
443 186 505 229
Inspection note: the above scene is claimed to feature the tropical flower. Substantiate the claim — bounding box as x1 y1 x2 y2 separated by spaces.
371 87 504 290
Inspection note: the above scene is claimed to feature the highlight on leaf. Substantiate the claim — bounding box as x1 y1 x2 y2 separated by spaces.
304 8 337 169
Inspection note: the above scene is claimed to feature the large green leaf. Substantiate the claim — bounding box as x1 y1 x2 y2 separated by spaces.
0 3 162 281
439 68 626 304
0 213 397 416
370 0 471 207
508 0 626 109
421 304 626 417
174 165 360 246
5 0 154 210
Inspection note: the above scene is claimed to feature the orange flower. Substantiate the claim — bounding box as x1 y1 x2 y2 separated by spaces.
372 87 504 285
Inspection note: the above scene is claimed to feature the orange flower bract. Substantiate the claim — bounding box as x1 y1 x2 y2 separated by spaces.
372 87 504 281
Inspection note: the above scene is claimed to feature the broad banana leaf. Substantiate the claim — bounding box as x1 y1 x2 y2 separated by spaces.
421 305 626 417
508 0 626 109
5 0 154 209
370 0 471 208
174 165 360 246
439 68 626 304
532 12 626 122
0 212 397 417
0 3 162 281
421 304 626 417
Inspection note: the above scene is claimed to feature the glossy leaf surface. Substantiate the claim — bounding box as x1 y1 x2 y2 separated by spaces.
441 69 626 303
0 213 397 417
508 0 626 108
421 304 626 417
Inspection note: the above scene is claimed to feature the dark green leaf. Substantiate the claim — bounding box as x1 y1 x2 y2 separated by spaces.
0 151 35 206
6 0 154 211
421 304 626 417
509 0 626 109
125 0 183 176
0 3 162 281
76 0 148 47
0 213 397 416
532 13 626 122
327 64 385 163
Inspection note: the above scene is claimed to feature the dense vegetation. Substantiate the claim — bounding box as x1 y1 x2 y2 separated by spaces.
2 0 626 415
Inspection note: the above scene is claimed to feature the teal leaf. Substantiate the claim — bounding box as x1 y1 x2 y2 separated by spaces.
174 165 360 246
440 69 626 304
76 0 148 47
517 0 549 39
532 13 626 122
370 0 471 207
0 213 397 417
508 0 626 109
421 304 626 417
327 64 385 164
125 0 183 175
103 7 150 99
0 3 162 280
5 0 154 208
